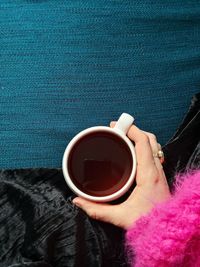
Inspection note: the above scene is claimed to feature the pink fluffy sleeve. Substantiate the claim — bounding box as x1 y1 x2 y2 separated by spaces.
125 170 200 267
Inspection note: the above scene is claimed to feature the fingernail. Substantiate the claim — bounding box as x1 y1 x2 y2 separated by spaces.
110 121 116 126
73 199 81 207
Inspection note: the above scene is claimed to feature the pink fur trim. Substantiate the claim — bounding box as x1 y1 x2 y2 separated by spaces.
125 170 200 267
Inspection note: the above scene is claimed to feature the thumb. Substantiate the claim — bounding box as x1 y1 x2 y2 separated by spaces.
110 121 116 128
73 197 121 226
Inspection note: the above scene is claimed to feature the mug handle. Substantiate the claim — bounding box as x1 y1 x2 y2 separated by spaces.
113 113 134 135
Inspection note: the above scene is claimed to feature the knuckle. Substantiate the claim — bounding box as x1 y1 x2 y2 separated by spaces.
88 208 100 220
152 175 160 184
149 133 157 142
91 212 100 221
145 168 160 184
151 172 160 184
141 134 149 143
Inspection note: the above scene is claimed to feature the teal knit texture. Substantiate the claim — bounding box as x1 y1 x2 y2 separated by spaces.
1 1 200 168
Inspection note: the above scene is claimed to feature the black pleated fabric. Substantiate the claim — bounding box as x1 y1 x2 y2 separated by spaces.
0 169 127 267
0 93 200 267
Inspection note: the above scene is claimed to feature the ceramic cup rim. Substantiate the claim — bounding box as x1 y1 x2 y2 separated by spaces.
62 126 137 202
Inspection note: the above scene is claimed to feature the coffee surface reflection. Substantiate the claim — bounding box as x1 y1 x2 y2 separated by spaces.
68 131 133 196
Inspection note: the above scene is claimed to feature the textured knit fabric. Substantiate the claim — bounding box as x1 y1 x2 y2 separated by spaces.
1 1 200 169
126 170 200 267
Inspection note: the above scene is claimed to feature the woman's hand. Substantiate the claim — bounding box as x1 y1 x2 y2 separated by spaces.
73 122 171 229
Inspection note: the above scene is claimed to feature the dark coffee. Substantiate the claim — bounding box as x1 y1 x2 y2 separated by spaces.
67 131 133 197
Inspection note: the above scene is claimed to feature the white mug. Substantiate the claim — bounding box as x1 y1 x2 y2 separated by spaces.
62 113 137 202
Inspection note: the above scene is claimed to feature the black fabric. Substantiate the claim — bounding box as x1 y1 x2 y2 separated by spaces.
0 94 200 267
0 169 126 267
163 92 200 189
